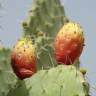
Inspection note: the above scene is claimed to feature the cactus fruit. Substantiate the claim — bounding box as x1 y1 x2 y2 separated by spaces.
54 22 84 65
11 37 37 80
7 65 89 96
0 48 17 96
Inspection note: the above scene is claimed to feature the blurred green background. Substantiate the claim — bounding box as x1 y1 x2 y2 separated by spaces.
0 0 96 95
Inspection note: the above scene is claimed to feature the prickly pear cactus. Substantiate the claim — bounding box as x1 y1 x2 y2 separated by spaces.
0 47 17 96
0 0 90 96
7 65 89 96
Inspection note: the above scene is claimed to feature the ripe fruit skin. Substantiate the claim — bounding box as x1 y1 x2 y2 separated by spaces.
54 22 84 65
11 38 36 80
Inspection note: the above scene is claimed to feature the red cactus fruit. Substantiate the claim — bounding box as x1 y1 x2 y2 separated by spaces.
54 22 84 65
11 37 36 79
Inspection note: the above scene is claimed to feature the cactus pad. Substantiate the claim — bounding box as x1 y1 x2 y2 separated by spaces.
22 0 67 37
8 65 89 96
0 48 17 96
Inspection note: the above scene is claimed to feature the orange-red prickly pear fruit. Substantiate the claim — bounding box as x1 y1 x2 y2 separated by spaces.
54 22 84 65
11 37 36 80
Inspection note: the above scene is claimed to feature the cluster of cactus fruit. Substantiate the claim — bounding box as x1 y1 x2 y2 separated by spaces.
0 0 90 96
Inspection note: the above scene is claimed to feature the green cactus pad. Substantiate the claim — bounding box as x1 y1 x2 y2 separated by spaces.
0 48 17 96
8 65 89 96
22 0 67 37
